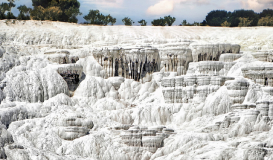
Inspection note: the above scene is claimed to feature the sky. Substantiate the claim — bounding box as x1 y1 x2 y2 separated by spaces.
1 0 273 25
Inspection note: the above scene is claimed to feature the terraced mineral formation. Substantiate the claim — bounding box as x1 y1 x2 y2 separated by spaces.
162 75 234 103
119 125 175 153
251 51 273 62
242 64 273 86
92 47 160 81
191 43 241 62
1 20 273 159
159 47 193 75
44 50 79 64
58 113 93 140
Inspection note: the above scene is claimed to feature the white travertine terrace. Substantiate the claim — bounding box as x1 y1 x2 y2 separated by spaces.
242 64 273 87
58 113 93 140
219 53 243 62
251 51 273 62
44 50 80 64
225 78 250 105
191 44 241 62
92 47 160 81
120 125 174 153
159 47 193 75
161 75 234 103
1 20 273 159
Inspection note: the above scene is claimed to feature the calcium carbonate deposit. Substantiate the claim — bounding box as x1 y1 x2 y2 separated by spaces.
1 20 273 160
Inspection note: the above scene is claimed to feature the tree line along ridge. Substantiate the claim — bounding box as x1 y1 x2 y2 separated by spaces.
0 0 273 26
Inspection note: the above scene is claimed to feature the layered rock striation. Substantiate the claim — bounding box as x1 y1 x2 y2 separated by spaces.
242 64 273 87
162 75 234 103
58 113 93 140
119 125 175 153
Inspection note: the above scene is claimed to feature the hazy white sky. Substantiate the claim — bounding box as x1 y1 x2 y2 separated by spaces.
1 0 273 25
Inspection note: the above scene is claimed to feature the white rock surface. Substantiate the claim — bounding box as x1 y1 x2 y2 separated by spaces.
1 20 273 159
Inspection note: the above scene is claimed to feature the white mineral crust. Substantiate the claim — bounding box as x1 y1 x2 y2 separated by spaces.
1 20 273 159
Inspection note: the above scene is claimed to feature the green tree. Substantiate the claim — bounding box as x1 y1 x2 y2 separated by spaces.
201 20 207 26
205 10 229 26
0 1 16 19
17 5 32 20
258 16 273 26
221 20 231 27
109 16 116 25
6 11 16 19
259 9 273 18
31 0 81 23
44 6 62 21
138 19 147 26
151 15 176 26
83 10 115 25
182 20 187 26
238 17 252 27
151 17 166 26
193 21 200 26
31 6 45 20
122 17 134 26
164 15 176 26
83 9 100 24
228 9 258 27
